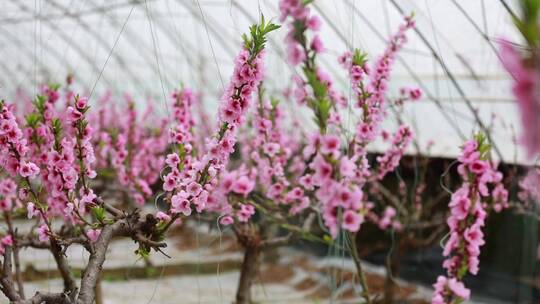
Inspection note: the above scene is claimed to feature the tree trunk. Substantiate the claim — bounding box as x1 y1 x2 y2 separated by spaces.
12 247 24 299
95 275 103 304
50 241 77 293
4 211 25 298
235 244 261 304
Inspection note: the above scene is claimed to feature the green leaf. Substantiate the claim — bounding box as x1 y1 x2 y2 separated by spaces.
52 118 62 130
270 97 280 108
48 83 61 91
515 0 540 47
322 234 334 245
33 95 46 113
25 113 40 128
318 98 331 119
136 246 150 259
91 206 106 223
352 48 368 66
457 263 468 279
304 68 328 100
243 14 281 59
471 132 492 159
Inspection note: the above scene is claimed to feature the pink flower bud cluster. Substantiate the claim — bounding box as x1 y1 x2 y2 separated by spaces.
213 169 257 225
312 146 367 237
37 224 50 242
27 95 97 220
339 17 415 147
432 276 471 304
170 88 196 147
280 1 345 110
376 125 413 180
294 132 371 237
279 2 418 238
91 95 168 207
160 88 211 218
216 97 307 225
41 85 60 105
41 137 80 218
432 137 508 304
338 52 369 94
106 99 167 206
279 0 322 66
160 45 267 222
400 87 422 101
33 85 61 123
252 103 289 185
366 16 415 109
218 50 265 127
377 206 401 230
68 96 97 179
0 234 13 255
0 102 38 178
0 179 17 211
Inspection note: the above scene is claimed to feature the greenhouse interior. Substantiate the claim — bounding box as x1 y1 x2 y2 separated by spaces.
0 0 539 303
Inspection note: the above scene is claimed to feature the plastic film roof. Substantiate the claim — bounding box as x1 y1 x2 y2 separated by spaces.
0 0 528 164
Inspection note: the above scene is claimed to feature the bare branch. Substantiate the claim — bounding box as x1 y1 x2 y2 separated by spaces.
261 212 316 248
406 217 446 230
302 212 316 231
16 235 83 294
20 234 90 251
0 246 22 302
77 222 119 304
59 237 92 254
95 197 123 218
261 233 292 248
77 212 166 304
18 237 51 249
14 291 73 304
50 240 78 294
5 211 25 299
9 205 167 304
133 232 167 249
372 181 409 217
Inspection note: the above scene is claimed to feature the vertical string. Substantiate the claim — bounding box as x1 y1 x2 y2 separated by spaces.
89 4 134 100
195 0 225 91
144 0 169 108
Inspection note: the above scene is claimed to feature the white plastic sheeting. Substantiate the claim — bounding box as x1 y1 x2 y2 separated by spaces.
0 0 527 163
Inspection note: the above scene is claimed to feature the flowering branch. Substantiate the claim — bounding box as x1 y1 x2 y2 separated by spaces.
157 17 280 238
432 134 508 304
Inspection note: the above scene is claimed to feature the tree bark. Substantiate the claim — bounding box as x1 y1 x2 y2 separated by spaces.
235 244 261 304
76 213 166 304
5 211 25 299
94 275 103 304
15 291 72 304
1 246 22 302
77 222 119 304
50 241 77 294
